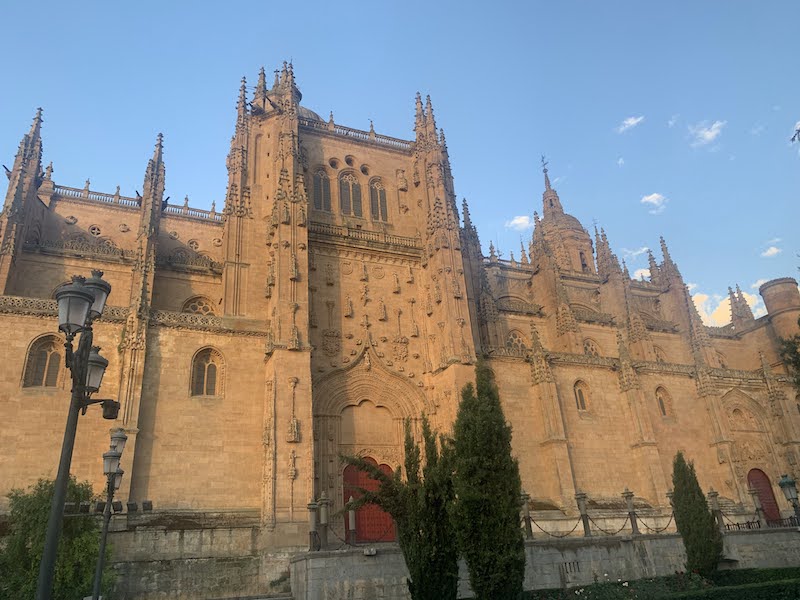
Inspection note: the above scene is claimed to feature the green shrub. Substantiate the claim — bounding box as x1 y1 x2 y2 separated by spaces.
669 579 800 599
706 567 800 587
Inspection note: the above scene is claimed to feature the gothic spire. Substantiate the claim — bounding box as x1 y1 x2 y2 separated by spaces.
647 249 661 284
659 235 681 280
139 133 166 238
414 92 424 132
425 94 437 134
540 155 564 218
595 226 622 278
729 283 755 327
253 66 268 110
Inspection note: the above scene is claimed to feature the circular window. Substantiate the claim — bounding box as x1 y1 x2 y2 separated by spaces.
188 240 199 251
88 225 101 237
345 155 355 167
212 238 223 247
168 231 179 240
360 164 370 176
328 158 340 169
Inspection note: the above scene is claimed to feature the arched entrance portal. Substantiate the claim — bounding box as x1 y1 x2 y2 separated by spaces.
747 468 780 521
343 457 396 542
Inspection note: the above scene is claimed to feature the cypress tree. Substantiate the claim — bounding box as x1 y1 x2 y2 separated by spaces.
672 451 722 576
342 416 458 600
452 361 525 600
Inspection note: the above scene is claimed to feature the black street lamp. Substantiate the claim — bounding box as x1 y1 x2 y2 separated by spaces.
778 474 800 522
35 270 117 600
92 428 127 600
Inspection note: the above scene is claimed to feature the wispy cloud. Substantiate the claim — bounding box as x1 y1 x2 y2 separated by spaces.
617 116 645 134
633 268 650 280
617 157 625 167
505 216 534 231
641 192 668 215
689 120 727 147
668 115 679 128
693 288 767 326
761 246 782 258
687 282 698 292
750 124 765 136
621 246 649 260
751 279 768 289
766 237 782 245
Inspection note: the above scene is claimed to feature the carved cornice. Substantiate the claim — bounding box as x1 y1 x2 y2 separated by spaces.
149 310 269 336
0 296 128 323
23 239 133 262
640 313 679 333
156 250 223 274
571 306 615 326
548 352 619 370
309 244 421 267
496 298 543 316
633 361 696 377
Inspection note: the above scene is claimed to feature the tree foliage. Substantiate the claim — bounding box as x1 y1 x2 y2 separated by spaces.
451 361 525 600
672 452 722 576
779 316 800 393
0 477 112 600
342 416 458 600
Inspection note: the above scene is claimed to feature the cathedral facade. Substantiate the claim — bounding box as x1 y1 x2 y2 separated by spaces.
1 62 800 552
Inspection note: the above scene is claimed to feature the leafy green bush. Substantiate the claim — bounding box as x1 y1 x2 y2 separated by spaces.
706 567 800 587
669 579 800 599
0 477 112 600
342 417 458 600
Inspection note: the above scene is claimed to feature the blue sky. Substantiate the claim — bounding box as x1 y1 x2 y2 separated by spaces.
1 1 798 325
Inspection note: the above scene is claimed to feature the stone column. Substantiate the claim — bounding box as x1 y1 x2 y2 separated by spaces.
575 492 591 537
623 488 639 535
748 488 767 528
707 488 725 534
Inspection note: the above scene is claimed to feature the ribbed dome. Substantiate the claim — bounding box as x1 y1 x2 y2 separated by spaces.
297 105 323 121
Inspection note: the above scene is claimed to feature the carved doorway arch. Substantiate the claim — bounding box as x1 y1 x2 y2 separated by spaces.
343 457 396 542
747 469 780 521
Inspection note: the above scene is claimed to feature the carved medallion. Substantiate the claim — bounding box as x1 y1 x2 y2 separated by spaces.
322 329 341 356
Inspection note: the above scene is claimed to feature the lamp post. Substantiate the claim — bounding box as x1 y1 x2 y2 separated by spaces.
92 428 127 600
778 474 800 522
36 270 116 600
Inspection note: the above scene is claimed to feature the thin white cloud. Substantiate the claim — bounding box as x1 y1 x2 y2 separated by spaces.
766 237 782 245
751 279 768 289
505 216 534 231
689 120 727 147
617 157 625 167
633 268 650 280
617 116 645 133
621 246 649 260
552 176 566 186
761 246 782 257
668 115 679 128
687 282 698 292
640 192 668 215
693 288 767 326
750 124 765 136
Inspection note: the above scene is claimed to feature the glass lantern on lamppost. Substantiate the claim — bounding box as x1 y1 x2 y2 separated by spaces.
92 429 127 600
779 474 800 522
36 271 116 600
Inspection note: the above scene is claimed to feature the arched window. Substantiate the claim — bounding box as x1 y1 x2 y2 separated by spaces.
574 381 589 411
369 180 388 222
654 346 667 364
505 330 528 356
655 386 671 417
313 170 331 211
182 296 216 316
583 339 600 357
339 173 362 217
23 335 63 388
191 348 224 397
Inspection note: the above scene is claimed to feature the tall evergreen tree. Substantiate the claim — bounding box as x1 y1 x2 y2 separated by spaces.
779 316 800 392
452 361 525 600
342 417 458 600
671 452 722 576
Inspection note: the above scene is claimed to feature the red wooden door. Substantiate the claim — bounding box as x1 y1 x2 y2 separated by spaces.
748 468 781 521
343 457 396 542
